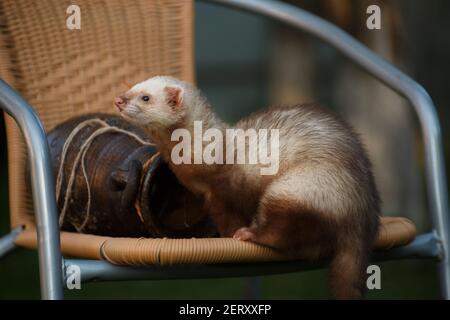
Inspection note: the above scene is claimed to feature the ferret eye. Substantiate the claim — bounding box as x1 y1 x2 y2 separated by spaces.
142 96 150 102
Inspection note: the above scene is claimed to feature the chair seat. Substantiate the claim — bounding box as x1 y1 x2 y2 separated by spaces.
15 216 416 266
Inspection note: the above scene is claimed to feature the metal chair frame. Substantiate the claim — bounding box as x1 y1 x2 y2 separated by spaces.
0 0 448 300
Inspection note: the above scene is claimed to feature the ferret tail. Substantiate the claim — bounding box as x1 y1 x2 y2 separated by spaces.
328 238 370 299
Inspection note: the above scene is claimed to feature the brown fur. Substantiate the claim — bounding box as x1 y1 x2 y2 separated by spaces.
117 77 381 299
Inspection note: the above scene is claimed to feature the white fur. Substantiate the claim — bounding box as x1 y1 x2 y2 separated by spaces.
120 76 186 129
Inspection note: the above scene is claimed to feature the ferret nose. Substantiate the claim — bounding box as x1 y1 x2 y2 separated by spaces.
114 96 126 111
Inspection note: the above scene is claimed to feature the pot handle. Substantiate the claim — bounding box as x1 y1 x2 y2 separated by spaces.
110 160 143 211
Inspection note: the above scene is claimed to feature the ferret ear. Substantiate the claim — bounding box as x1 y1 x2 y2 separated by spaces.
164 85 184 110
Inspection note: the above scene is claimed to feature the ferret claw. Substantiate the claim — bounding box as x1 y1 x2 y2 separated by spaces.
233 227 254 241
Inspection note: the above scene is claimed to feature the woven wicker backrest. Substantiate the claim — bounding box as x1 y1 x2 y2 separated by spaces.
0 0 194 228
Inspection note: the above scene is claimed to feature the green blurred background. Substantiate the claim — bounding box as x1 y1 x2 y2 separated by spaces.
1 0 448 299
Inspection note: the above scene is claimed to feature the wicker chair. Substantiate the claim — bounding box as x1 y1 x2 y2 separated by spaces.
0 0 448 299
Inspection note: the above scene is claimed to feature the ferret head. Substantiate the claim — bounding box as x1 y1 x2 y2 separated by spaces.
114 76 190 130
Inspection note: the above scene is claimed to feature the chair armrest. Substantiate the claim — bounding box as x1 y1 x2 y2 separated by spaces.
0 79 63 299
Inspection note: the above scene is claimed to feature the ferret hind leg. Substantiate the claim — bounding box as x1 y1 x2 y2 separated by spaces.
233 170 336 259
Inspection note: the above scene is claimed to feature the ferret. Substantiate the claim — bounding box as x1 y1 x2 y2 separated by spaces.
114 76 380 299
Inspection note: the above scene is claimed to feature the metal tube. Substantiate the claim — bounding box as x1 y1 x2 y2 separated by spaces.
65 258 320 283
0 80 64 299
65 232 441 284
0 227 23 258
206 0 450 299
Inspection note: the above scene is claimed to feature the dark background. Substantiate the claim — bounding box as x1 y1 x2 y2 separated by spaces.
0 0 448 299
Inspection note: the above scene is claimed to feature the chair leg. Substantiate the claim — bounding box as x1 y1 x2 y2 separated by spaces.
437 229 450 299
245 277 262 299
0 226 23 259
439 261 450 299
0 80 64 299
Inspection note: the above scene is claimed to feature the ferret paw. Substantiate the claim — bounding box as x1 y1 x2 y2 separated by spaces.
233 227 255 241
